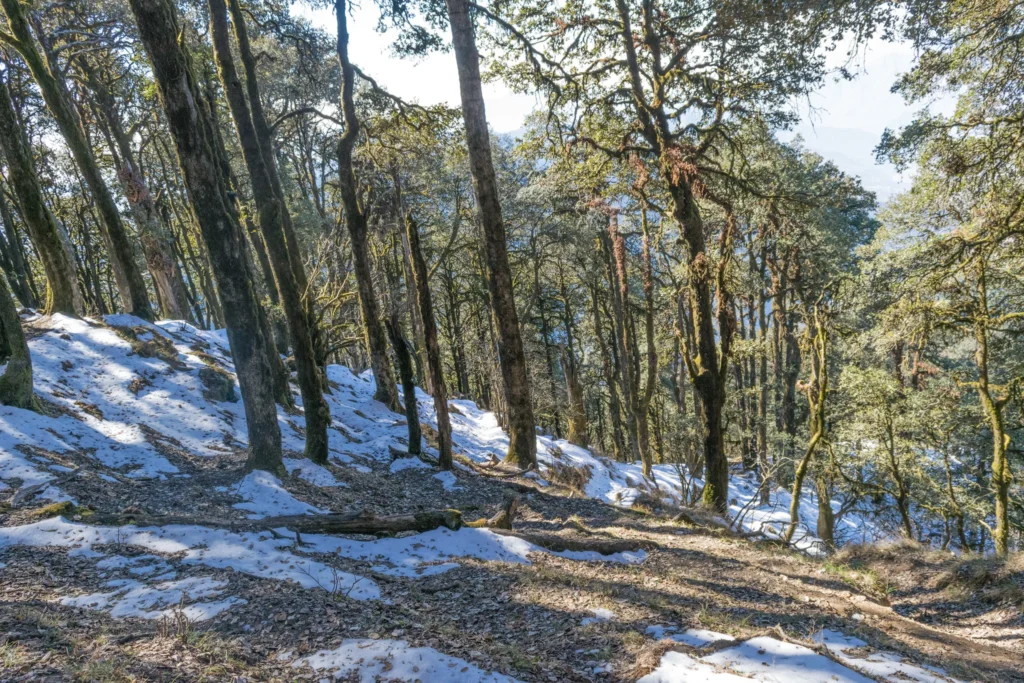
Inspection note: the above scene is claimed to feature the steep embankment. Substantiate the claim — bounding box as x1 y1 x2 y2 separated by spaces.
1 313 1019 682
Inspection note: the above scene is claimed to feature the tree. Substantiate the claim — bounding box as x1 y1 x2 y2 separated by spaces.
334 0 400 412
443 0 536 469
0 0 153 320
407 214 454 470
209 0 331 465
75 55 190 321
128 0 283 473
0 68 81 316
485 0 875 508
0 268 31 408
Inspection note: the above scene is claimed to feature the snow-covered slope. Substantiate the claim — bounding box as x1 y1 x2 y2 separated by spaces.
2 313 953 682
1 313 883 552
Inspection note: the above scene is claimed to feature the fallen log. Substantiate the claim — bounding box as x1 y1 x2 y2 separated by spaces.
82 508 464 535
488 528 656 555
466 495 520 530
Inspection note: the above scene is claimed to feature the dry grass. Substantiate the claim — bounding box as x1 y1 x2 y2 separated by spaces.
935 554 1024 605
834 537 932 566
543 460 593 494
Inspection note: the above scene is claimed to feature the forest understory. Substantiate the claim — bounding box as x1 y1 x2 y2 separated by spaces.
1 314 1021 682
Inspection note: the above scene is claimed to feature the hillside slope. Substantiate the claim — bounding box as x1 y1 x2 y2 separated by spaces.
1 313 1020 682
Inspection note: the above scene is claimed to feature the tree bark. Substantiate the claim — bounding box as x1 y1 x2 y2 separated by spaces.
592 281 626 460
0 269 32 408
0 73 82 316
407 214 454 470
128 0 282 473
974 266 1012 556
601 219 643 465
784 313 828 545
0 0 152 320
445 0 536 469
209 0 330 464
386 313 422 457
0 182 34 308
334 0 400 412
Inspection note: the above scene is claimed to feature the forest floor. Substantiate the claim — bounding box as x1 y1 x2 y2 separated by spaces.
1 313 1022 682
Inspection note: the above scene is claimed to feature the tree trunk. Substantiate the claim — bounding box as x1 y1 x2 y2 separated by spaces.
129 0 282 473
386 313 422 456
334 0 400 412
560 345 589 448
0 269 32 408
785 312 828 545
0 0 152 319
445 0 536 468
601 220 643 465
815 473 835 549
78 59 190 322
407 215 453 470
0 73 82 316
227 0 324 374
592 281 626 460
974 279 1012 556
209 0 330 464
0 183 35 308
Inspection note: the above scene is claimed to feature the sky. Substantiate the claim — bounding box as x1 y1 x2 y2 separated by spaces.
296 3 931 204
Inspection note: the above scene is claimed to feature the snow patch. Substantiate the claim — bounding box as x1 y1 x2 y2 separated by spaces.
299 527 645 578
294 638 523 682
638 634 963 683
283 457 346 488
61 576 243 620
233 470 323 518
433 470 463 491
389 457 431 473
581 607 615 626
645 625 734 647
814 630 964 682
0 517 379 600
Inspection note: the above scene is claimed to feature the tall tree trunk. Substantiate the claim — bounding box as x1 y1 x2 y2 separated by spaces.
0 183 34 307
637 210 658 475
227 0 309 301
816 469 836 549
334 0 400 412
592 281 626 460
557 263 589 447
227 0 323 374
407 215 453 469
601 219 643 465
733 303 753 469
210 0 330 464
129 0 282 472
445 0 536 468
756 247 769 486
613 0 730 509
0 269 32 408
975 266 1012 556
784 312 828 545
0 73 81 316
0 1 152 319
560 345 589 448
78 59 190 321
386 313 422 457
